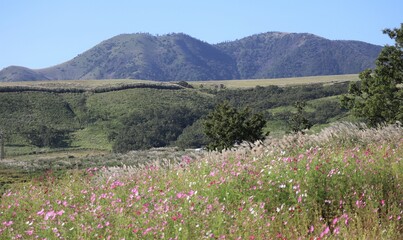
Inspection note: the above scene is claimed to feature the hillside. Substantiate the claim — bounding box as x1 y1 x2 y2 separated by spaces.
0 78 351 156
216 32 381 78
0 32 381 82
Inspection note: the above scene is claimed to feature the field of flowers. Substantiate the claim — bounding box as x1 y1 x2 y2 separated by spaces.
0 123 402 239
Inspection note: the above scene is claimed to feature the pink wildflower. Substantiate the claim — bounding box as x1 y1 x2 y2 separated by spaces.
2 221 13 227
44 211 56 221
25 229 34 236
332 217 338 225
143 227 153 235
56 210 65 216
320 226 330 238
309 225 314 233
37 208 45 216
90 193 96 203
176 192 186 199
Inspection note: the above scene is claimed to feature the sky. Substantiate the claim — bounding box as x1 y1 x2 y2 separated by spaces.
0 0 402 70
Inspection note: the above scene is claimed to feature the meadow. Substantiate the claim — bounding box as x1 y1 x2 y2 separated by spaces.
0 123 401 239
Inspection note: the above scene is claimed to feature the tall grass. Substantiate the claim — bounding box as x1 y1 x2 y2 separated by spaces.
0 123 401 239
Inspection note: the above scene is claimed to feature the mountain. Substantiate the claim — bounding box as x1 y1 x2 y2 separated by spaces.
216 32 382 79
0 32 382 82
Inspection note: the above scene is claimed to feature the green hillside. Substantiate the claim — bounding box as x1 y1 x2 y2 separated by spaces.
0 76 353 160
0 86 213 155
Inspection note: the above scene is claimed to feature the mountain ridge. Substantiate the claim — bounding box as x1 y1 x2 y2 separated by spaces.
0 32 382 82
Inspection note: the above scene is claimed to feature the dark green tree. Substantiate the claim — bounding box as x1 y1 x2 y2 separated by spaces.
26 125 70 148
112 105 202 152
341 24 403 126
288 101 313 133
203 102 267 151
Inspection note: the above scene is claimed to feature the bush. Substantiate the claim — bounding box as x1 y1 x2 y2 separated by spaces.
203 102 267 151
25 125 71 148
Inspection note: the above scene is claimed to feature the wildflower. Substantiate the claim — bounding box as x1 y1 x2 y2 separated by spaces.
3 221 13 227
355 200 365 208
207 204 213 211
320 226 330 238
332 217 338 225
37 209 45 216
25 229 34 236
44 211 56 221
90 193 96 203
56 210 65 216
309 225 314 233
333 227 340 235
176 192 186 199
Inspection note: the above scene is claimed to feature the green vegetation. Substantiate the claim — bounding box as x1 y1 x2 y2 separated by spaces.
203 102 267 151
0 123 401 239
342 24 403 126
287 101 313 133
0 77 352 157
112 105 205 152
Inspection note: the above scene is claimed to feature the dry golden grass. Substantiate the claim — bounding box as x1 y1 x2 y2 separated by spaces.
191 74 359 88
255 122 403 156
0 74 359 90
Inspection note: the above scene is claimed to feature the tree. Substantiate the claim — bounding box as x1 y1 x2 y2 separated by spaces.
203 102 267 151
341 24 403 126
112 105 202 152
25 125 71 148
288 101 313 133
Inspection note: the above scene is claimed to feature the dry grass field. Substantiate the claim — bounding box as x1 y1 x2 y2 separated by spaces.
190 74 359 88
0 74 359 90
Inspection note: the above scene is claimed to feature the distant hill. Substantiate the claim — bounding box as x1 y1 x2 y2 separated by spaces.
216 32 381 79
0 32 382 82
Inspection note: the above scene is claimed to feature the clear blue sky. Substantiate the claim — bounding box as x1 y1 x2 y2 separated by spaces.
1 0 402 70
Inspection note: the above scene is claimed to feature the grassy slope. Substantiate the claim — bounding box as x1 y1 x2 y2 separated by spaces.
0 87 214 157
0 124 401 239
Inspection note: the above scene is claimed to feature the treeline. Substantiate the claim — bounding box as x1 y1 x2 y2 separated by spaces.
0 83 184 94
212 82 349 111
